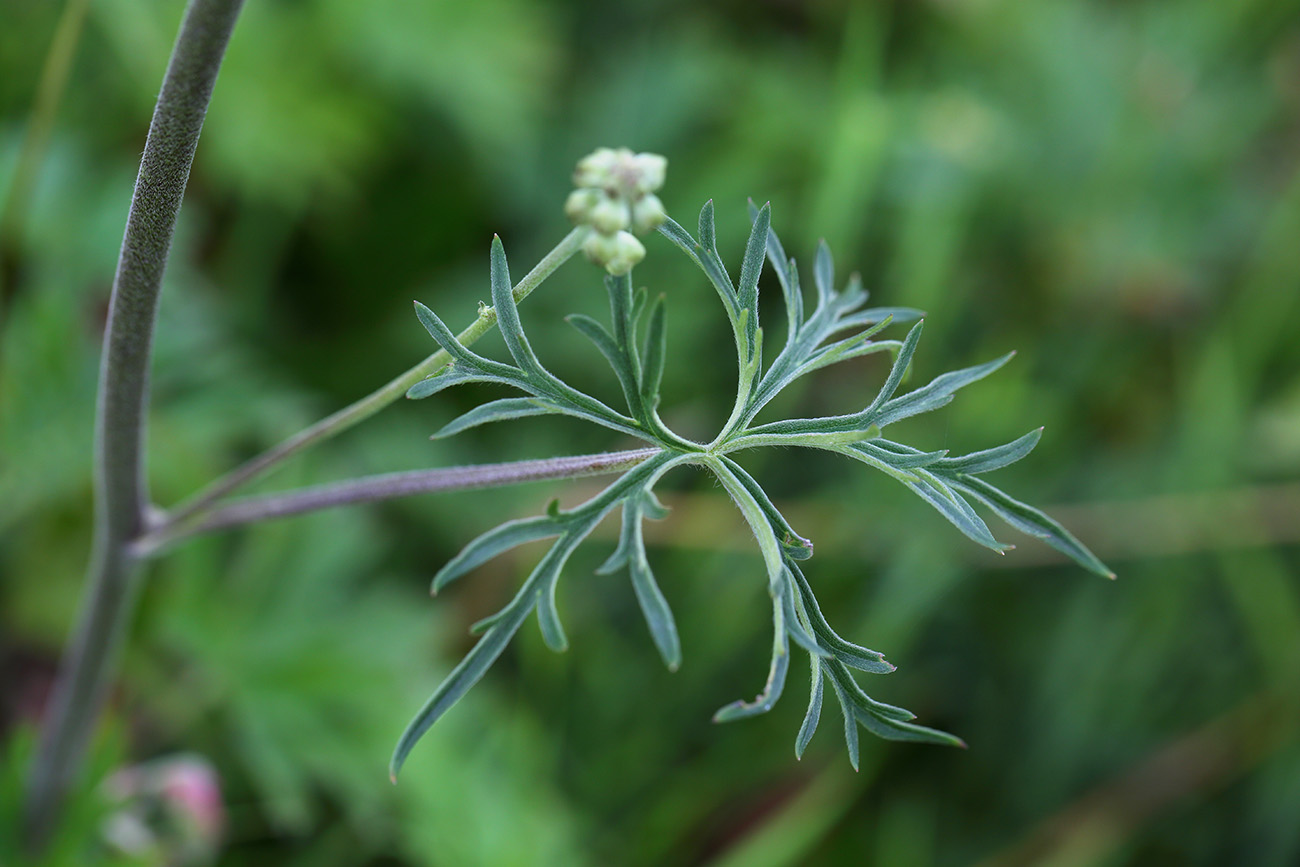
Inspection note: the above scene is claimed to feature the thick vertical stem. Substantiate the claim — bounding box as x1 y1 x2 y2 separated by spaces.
23 0 245 850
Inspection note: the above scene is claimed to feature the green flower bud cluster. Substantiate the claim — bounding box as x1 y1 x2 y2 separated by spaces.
565 148 668 275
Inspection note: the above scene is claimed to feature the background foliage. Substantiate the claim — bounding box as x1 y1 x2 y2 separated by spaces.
3 0 1300 864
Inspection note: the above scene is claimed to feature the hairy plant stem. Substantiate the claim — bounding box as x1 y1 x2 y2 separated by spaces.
23 0 245 851
165 226 591 526
136 448 662 555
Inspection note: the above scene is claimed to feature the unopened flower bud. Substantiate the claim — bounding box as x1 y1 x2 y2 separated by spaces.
573 147 667 201
632 154 667 194
582 230 620 267
631 194 666 234
589 194 631 233
604 231 646 276
569 147 666 274
574 148 621 188
565 188 600 223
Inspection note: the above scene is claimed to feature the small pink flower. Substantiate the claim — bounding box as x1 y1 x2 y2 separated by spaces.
102 753 225 863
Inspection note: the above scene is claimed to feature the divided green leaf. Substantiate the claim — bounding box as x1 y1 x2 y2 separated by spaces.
391 202 1112 777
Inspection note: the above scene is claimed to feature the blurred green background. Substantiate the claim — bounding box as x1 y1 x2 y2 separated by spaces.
4 0 1300 864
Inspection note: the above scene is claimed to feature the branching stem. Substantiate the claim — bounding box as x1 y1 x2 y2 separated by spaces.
165 226 591 525
136 448 662 555
23 0 246 851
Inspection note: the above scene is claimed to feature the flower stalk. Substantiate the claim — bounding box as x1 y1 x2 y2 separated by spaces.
164 225 590 526
136 448 661 555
